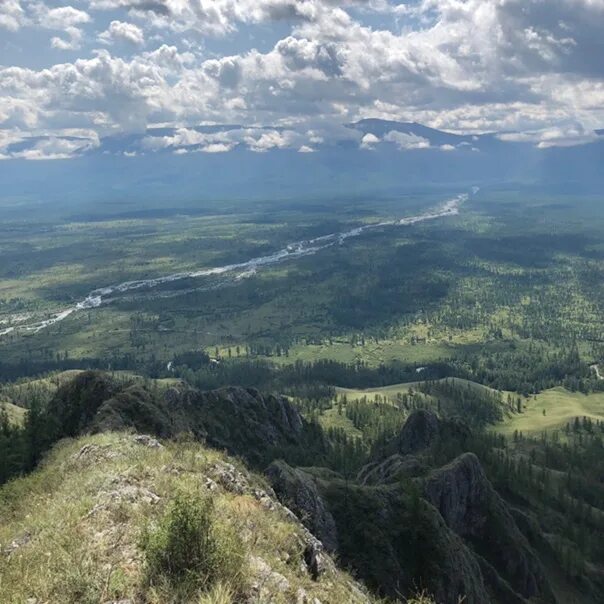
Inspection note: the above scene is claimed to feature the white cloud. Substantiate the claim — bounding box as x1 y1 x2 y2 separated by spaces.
141 126 318 153
35 4 91 49
0 0 24 31
360 132 379 149
99 20 144 45
2 0 604 157
245 130 294 152
498 124 599 148
200 142 235 153
384 130 430 150
4 134 99 160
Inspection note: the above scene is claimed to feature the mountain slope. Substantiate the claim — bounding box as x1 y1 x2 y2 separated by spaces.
3 371 601 603
0 431 374 604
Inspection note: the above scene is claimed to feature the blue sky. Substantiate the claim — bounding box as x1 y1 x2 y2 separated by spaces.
1 0 604 159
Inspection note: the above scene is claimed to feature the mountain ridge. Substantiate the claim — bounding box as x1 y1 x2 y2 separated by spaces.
4 370 597 603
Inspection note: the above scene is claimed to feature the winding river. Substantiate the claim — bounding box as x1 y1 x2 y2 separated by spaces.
0 192 471 338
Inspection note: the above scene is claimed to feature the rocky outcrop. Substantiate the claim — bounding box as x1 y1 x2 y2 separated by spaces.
37 373 554 604
0 431 372 604
420 501 492 604
423 452 489 537
185 386 311 465
318 477 492 604
46 371 118 439
423 452 549 601
45 372 323 468
265 460 338 552
397 409 440 454
349 411 552 603
373 409 470 462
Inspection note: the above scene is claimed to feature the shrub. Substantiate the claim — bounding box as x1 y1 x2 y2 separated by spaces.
141 492 245 596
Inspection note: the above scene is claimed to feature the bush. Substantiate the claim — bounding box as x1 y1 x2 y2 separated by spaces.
141 492 245 596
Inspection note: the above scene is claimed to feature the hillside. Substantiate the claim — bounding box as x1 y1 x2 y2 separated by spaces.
0 431 374 604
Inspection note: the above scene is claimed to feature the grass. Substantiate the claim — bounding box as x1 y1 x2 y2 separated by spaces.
0 402 26 426
0 432 375 604
272 339 456 367
318 404 363 437
336 378 604 439
494 387 604 436
336 376 500 404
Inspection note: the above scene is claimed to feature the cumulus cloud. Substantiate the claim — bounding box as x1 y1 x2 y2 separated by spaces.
99 20 144 45
30 4 91 49
384 131 430 150
360 133 379 149
1 0 604 158
0 0 24 31
141 126 317 153
498 124 599 148
0 132 99 160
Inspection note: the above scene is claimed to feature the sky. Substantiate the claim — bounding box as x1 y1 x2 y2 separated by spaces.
1 0 604 159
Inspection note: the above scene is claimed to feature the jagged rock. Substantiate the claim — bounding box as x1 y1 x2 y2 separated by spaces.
266 460 338 552
420 501 491 604
208 461 250 494
72 443 120 465
188 386 312 465
48 373 324 468
397 409 440 454
98 475 160 506
319 479 490 604
92 385 174 437
46 371 118 438
303 538 331 580
423 452 549 600
296 587 323 604
423 452 489 536
476 556 527 604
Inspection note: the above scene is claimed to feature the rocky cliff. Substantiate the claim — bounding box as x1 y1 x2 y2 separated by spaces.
45 371 324 467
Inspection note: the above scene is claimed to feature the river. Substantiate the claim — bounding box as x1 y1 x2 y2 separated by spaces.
0 192 471 338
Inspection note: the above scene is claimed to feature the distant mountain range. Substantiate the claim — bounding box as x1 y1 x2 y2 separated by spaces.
1 119 603 209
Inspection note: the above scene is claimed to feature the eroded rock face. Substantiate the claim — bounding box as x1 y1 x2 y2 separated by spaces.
47 371 118 438
189 387 309 464
419 501 491 604
265 460 338 552
52 373 320 468
423 452 549 600
423 452 489 537
397 409 440 454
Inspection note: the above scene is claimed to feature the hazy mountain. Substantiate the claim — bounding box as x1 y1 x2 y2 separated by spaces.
1 120 603 211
